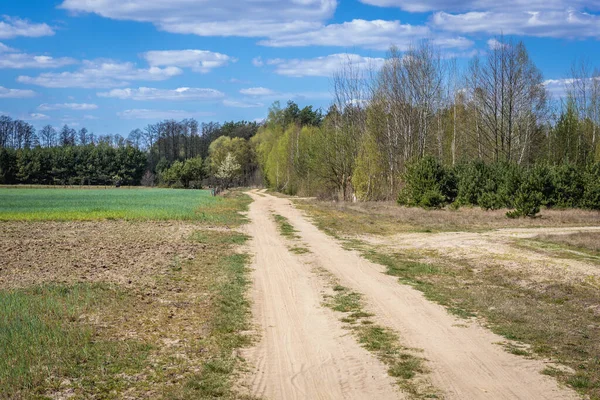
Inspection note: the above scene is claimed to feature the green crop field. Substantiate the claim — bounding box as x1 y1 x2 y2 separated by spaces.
0 187 231 222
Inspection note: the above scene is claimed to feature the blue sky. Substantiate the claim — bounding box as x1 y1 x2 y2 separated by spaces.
0 0 599 136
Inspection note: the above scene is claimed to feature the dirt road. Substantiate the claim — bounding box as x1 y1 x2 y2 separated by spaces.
243 190 580 399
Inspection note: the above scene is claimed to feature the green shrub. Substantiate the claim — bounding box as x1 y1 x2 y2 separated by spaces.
550 164 585 208
398 156 456 208
455 161 488 206
582 162 600 210
506 172 543 218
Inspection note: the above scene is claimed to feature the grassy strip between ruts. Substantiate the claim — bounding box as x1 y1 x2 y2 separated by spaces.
320 277 438 399
271 213 310 254
272 214 300 239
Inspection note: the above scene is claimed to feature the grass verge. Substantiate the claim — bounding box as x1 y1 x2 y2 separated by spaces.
166 232 258 400
294 200 600 235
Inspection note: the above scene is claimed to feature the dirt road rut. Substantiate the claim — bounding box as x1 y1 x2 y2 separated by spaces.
243 190 579 400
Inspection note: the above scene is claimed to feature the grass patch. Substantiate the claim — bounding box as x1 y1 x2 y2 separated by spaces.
0 188 251 225
323 284 436 398
0 284 150 399
289 246 310 254
517 232 600 264
273 214 300 239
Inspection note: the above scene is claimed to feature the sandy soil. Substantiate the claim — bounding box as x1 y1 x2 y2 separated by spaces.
241 191 401 400
360 227 600 285
243 190 580 400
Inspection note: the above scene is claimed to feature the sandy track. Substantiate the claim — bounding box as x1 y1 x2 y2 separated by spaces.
247 190 579 400
242 191 400 400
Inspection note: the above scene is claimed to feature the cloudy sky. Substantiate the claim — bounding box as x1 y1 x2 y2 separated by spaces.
1 0 599 134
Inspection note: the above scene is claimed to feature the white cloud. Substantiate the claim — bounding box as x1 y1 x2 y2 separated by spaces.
260 19 437 51
268 53 385 77
0 42 15 52
240 87 277 96
0 43 76 69
487 38 504 50
238 87 331 101
432 10 600 39
143 50 234 73
252 57 264 67
98 87 225 101
543 77 600 98
223 100 264 108
17 60 182 88
0 16 55 39
0 53 76 69
60 0 336 37
117 109 215 120
27 113 50 120
38 103 98 111
0 86 36 98
358 0 594 13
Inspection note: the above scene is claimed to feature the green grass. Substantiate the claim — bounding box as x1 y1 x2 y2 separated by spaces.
0 284 150 399
273 214 300 239
289 246 310 254
0 187 246 222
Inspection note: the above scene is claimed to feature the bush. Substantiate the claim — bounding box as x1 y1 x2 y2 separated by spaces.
454 161 488 206
398 156 456 208
550 164 585 208
506 171 543 218
582 162 600 210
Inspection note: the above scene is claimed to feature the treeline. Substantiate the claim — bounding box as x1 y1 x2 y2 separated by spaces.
252 38 600 211
0 114 265 187
0 145 147 186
